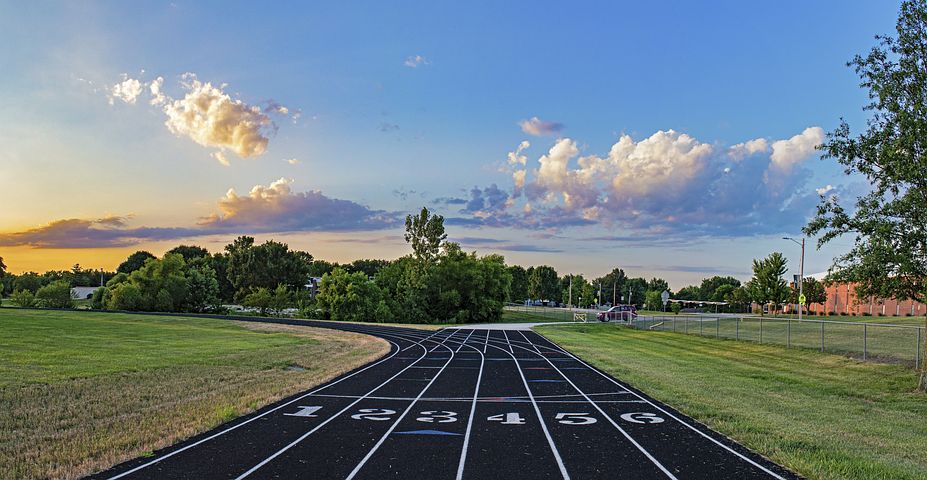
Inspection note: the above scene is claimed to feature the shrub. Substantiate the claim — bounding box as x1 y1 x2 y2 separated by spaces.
10 290 36 307
670 302 682 315
35 280 73 309
242 287 273 316
107 283 142 310
862 312 871 316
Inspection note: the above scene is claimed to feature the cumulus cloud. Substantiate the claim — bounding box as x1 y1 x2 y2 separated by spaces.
109 75 144 105
404 55 430 68
200 178 401 232
107 72 295 165
519 116 564 136
284 158 301 165
816 184 835 195
452 126 829 236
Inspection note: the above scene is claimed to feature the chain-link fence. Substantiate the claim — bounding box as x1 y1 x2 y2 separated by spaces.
628 315 925 368
503 303 603 322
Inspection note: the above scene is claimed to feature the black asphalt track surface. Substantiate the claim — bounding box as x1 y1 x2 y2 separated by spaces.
87 318 798 480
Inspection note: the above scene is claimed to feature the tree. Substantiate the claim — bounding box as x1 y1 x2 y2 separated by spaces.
560 274 593 307
670 301 682 315
727 286 752 313
308 259 340 277
647 278 670 295
106 254 189 312
675 285 700 301
269 284 294 316
508 265 529 303
528 266 559 303
12 273 42 294
224 236 313 298
803 0 927 389
593 268 628 305
748 252 789 314
184 262 221 313
10 289 37 308
316 268 389 322
242 287 273 316
36 280 73 309
346 259 391 278
644 290 663 311
699 276 742 302
117 251 156 274
404 207 447 264
166 245 210 262
0 255 6 278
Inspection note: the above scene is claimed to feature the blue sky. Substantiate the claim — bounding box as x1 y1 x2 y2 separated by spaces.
0 1 898 288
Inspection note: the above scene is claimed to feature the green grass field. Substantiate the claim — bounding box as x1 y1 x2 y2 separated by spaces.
0 308 388 480
536 324 927 480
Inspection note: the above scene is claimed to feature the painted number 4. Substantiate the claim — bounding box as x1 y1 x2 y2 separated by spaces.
487 413 526 425
555 412 597 425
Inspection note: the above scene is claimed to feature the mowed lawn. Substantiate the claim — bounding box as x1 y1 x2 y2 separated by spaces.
537 324 927 480
0 309 388 480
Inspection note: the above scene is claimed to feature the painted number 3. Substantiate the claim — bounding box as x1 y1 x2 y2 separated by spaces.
416 411 458 423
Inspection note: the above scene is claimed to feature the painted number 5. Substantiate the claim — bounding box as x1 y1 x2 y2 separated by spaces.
555 412 597 425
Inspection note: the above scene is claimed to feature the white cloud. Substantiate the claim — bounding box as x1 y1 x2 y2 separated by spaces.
404 55 430 68
106 72 295 165
285 158 300 165
507 140 530 166
816 184 835 195
728 138 769 160
519 116 564 136
109 75 143 105
770 126 825 172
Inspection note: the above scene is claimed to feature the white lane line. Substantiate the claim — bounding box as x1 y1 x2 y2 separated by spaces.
306 390 630 401
456 330 486 480
502 330 514 353
232 330 445 480
344 335 459 480
105 334 404 480
527 332 788 480
455 329 475 353
502 329 570 480
483 329 490 353
517 331 678 480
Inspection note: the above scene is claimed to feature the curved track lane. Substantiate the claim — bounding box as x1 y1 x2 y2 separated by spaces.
87 318 798 480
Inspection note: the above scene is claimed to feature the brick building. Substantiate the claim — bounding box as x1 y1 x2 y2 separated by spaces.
789 272 926 317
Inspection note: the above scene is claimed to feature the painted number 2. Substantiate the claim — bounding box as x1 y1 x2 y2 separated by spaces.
351 408 397 421
487 413 526 425
555 412 597 425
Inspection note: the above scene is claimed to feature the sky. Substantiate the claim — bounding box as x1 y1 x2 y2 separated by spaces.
0 1 899 289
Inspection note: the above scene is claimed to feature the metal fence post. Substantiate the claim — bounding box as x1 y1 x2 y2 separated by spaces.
686 317 689 334
716 318 720 338
821 322 824 352
700 318 703 336
917 328 922 369
673 317 677 332
787 318 791 348
863 324 868 360
736 318 740 340
760 317 764 343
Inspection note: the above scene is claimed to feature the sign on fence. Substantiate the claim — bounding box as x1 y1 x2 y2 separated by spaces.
573 312 587 322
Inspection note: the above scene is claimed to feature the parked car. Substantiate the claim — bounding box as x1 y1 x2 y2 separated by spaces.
597 304 637 322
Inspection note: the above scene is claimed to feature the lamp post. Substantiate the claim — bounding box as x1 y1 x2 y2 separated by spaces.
783 236 805 322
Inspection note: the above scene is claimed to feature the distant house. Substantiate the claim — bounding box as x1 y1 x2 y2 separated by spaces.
304 277 323 298
71 286 101 300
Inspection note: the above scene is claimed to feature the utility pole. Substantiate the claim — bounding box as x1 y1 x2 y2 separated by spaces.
783 236 806 322
568 275 573 309
628 286 632 306
612 282 616 306
597 282 602 306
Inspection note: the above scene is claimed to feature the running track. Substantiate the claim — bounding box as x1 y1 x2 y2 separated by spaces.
88 319 797 480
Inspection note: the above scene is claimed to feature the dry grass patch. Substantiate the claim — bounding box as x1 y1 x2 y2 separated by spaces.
0 309 388 480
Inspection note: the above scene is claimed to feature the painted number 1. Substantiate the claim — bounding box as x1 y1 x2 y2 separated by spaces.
487 413 526 425
283 406 322 418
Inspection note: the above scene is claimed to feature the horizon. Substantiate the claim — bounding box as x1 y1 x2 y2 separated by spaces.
0 1 895 290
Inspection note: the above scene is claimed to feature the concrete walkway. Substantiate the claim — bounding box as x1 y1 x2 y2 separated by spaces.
445 321 580 330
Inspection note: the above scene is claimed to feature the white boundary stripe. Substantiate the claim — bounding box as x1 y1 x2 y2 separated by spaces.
456 330 485 480
104 334 406 480
455 329 475 353
483 329 490 353
232 329 446 480
527 331 789 480
502 329 514 353
501 330 571 480
344 333 459 479
516 331 678 480
305 391 630 401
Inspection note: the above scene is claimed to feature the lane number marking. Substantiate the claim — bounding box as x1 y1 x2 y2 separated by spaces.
555 412 597 425
416 411 458 423
487 413 526 425
351 408 397 421
620 412 665 424
283 406 322 418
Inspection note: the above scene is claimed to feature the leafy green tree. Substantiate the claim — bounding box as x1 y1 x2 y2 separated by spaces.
0 255 6 278
528 265 560 303
10 289 37 308
675 285 700 301
106 253 189 312
108 283 142 310
790 277 828 309
208 253 235 302
117 251 156 274
166 245 210 262
747 252 789 314
670 301 682 315
224 236 313 298
802 0 927 388
36 280 73 309
593 268 628 305
308 259 340 277
346 259 391 278
561 274 594 307
242 287 273 316
317 268 388 322
644 290 663 311
647 278 670 295
726 286 752 313
13 273 43 294
404 207 447 264
698 276 742 302
269 284 294 316
508 265 529 303
625 277 648 306
184 262 221 313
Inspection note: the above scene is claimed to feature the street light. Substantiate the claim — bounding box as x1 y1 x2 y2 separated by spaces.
783 236 805 322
